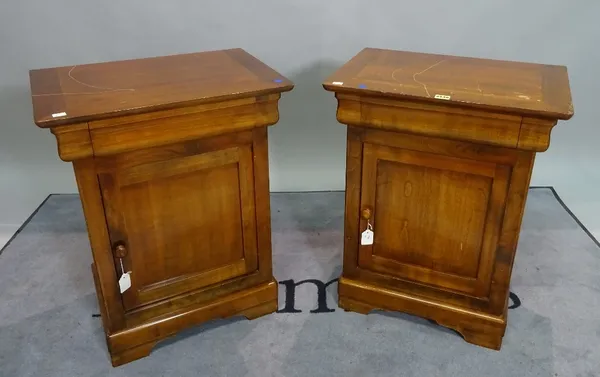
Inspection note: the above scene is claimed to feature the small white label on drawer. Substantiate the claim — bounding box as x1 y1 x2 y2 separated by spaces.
434 94 451 100
361 229 374 246
52 112 67 118
119 272 131 293
332 81 344 86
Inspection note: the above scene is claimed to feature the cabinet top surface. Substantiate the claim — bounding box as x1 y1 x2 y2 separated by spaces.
29 48 294 128
323 48 573 120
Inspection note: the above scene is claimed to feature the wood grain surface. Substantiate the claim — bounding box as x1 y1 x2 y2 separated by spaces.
30 48 293 127
324 48 573 120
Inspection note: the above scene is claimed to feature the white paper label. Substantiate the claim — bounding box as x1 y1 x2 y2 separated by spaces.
332 81 344 86
118 272 131 293
361 229 374 245
434 94 451 100
52 112 67 118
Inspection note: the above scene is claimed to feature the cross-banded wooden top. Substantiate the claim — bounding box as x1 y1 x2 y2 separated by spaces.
323 48 573 120
30 48 294 128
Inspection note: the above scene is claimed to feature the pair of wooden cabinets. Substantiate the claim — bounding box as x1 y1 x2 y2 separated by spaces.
30 48 573 366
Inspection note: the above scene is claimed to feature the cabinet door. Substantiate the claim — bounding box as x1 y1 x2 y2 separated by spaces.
98 140 259 311
358 142 510 298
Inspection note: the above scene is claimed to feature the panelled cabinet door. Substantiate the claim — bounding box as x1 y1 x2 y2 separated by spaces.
357 142 510 298
98 142 259 311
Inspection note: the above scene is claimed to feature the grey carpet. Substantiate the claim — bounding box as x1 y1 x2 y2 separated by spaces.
0 188 599 377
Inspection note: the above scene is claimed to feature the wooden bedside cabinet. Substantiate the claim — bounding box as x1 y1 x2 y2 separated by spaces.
29 49 293 366
323 48 573 349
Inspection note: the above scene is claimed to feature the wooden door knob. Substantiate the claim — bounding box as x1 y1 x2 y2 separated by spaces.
361 208 372 220
114 244 128 258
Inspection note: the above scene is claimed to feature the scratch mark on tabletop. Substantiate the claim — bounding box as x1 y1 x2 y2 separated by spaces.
412 59 447 97
33 66 136 97
391 68 404 83
476 82 483 95
68 66 135 92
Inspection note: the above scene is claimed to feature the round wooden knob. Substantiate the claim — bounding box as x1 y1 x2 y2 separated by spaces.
361 208 372 220
114 244 128 258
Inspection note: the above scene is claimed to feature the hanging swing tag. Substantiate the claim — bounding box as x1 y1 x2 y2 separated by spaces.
361 227 374 246
119 272 131 293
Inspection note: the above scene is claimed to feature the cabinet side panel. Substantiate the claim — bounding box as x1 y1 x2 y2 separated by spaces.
73 159 125 332
252 127 274 280
238 145 259 273
343 126 365 277
489 151 535 314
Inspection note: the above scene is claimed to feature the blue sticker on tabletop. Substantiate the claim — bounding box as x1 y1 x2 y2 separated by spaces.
358 84 367 89
274 79 283 83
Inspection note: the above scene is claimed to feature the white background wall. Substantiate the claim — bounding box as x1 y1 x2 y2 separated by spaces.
1 0 599 244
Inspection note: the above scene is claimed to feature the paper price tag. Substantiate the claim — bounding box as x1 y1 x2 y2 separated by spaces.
119 272 131 293
361 229 374 245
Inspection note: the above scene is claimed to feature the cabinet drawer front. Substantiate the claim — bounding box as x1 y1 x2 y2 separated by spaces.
98 136 259 310
89 95 280 156
358 141 510 298
336 94 522 149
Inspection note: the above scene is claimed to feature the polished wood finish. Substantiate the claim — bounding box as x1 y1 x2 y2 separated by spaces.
50 123 95 161
30 48 293 128
324 48 573 350
30 49 293 366
324 48 573 120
